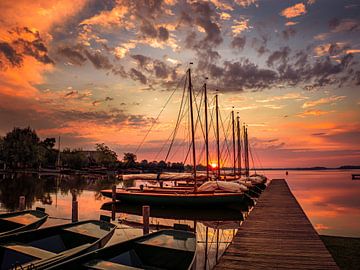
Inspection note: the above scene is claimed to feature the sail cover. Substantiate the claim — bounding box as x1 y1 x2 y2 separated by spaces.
198 181 248 192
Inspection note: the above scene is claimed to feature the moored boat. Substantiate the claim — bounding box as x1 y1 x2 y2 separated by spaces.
0 207 48 236
47 229 196 270
0 217 116 270
101 187 249 207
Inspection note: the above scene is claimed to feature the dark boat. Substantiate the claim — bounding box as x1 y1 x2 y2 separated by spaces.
101 202 245 221
0 217 116 270
0 207 48 236
47 229 196 270
101 188 250 207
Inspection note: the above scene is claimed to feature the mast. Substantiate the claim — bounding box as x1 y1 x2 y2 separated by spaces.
56 136 61 169
244 125 250 177
231 108 236 176
204 80 209 180
236 114 241 177
188 68 197 191
215 90 220 180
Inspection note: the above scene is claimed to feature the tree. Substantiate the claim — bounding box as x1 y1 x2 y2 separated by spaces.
39 138 57 168
95 143 117 167
2 127 40 169
123 152 137 168
61 148 88 169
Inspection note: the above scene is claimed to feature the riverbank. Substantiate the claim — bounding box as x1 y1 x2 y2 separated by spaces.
321 235 360 270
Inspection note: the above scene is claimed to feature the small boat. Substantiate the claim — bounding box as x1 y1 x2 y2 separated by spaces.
0 207 48 236
47 229 196 270
0 217 116 270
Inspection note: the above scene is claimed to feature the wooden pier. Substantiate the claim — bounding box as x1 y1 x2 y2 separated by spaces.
215 179 338 269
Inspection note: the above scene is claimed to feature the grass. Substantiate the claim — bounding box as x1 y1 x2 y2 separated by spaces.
320 235 360 270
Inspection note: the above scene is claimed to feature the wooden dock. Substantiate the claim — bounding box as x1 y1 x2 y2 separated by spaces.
215 179 338 270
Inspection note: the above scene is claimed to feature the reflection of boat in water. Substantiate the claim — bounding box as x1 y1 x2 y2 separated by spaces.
47 230 197 270
101 202 244 221
0 207 48 236
0 219 116 270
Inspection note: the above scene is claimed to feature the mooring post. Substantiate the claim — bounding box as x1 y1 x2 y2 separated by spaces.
142 205 150 235
204 226 209 270
71 189 78 223
111 185 116 221
19 196 25 210
216 229 220 263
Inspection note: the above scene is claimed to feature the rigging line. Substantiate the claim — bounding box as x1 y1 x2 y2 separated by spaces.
219 111 232 166
164 75 188 162
249 141 257 174
134 73 186 154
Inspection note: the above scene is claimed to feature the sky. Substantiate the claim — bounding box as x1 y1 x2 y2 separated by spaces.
0 0 359 168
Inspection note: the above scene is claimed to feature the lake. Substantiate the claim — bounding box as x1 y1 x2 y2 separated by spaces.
0 169 359 269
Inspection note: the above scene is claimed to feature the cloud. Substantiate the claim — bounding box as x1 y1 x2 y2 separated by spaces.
130 68 147 84
329 18 360 32
266 47 291 67
297 109 333 117
302 95 346 108
235 0 258 8
231 18 250 36
280 3 306 19
84 49 113 70
57 45 87 66
231 36 246 50
285 21 298 26
282 27 297 40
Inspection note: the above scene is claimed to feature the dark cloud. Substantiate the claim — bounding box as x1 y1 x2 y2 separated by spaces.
0 27 53 68
131 54 152 69
112 66 127 78
158 26 169 41
0 42 22 69
84 49 113 70
282 28 296 40
231 36 246 50
266 47 291 67
57 46 87 66
130 68 147 84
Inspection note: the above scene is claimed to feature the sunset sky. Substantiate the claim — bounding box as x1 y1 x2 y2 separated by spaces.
0 0 359 168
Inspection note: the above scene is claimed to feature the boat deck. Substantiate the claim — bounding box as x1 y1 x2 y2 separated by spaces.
215 179 338 270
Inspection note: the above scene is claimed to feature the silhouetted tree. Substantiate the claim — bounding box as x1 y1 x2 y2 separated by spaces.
1 127 40 169
95 143 117 167
123 152 137 168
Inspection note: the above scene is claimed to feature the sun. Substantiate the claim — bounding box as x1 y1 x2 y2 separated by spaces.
210 163 218 169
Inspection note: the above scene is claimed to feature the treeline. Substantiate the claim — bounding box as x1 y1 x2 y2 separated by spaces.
0 127 185 172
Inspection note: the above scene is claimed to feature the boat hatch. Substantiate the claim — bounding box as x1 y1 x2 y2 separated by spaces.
2 212 42 225
0 220 23 233
136 230 196 252
64 221 113 239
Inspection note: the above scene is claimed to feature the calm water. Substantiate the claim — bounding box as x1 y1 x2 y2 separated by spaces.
0 170 359 269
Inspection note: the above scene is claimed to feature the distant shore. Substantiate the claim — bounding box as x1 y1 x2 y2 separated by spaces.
321 235 360 270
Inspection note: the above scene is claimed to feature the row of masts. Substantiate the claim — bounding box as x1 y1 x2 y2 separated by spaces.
187 68 250 191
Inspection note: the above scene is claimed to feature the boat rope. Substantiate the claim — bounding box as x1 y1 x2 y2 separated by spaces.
164 74 188 162
135 73 186 154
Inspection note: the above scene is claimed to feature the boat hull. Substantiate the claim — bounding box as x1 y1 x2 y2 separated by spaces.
101 189 249 206
0 209 48 236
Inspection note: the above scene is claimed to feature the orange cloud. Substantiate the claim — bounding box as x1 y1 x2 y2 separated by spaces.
231 18 251 36
302 95 346 108
280 3 306 19
297 109 333 117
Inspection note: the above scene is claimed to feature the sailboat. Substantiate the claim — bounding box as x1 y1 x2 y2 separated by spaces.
101 68 252 207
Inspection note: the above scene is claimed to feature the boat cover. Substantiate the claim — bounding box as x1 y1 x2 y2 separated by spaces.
197 181 248 192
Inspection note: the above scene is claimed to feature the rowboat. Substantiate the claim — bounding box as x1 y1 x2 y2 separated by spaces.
0 217 116 270
47 229 196 270
0 207 48 236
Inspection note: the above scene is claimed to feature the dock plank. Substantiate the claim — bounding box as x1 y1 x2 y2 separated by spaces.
215 179 338 270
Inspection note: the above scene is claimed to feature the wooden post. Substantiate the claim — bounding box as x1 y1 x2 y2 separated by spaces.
111 185 116 221
142 205 150 235
204 226 209 270
19 196 25 210
71 190 78 223
216 229 220 263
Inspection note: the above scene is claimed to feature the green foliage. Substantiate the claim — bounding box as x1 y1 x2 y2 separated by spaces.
1 127 40 168
61 148 88 170
95 143 118 167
